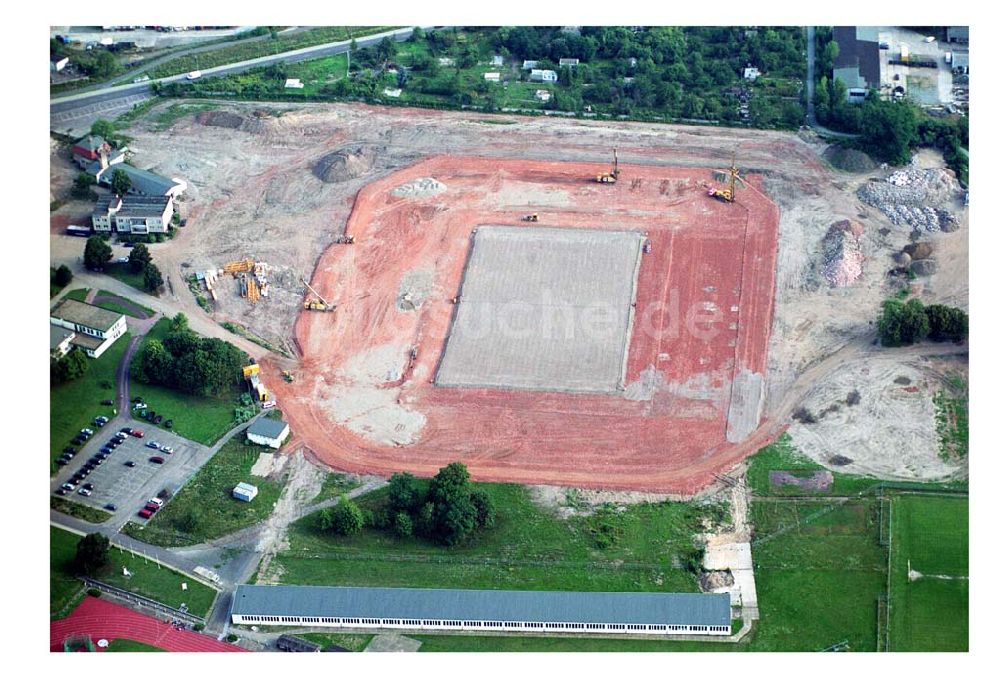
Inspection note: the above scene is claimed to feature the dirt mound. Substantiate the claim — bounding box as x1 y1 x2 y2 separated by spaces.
821 220 865 287
903 242 934 260
823 145 877 173
313 147 376 183
857 168 964 233
197 111 246 129
699 570 735 592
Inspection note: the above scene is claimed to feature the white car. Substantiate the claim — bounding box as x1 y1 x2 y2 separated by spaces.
133 75 150 83
186 70 202 80
118 256 129 263
149 497 164 507
161 446 173 454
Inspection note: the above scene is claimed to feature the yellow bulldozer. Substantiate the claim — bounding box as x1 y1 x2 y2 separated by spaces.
301 277 335 312
596 148 620 184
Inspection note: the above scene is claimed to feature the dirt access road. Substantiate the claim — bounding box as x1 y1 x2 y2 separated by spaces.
48 100 969 490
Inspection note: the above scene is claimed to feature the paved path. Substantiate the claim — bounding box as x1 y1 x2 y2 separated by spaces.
50 596 246 652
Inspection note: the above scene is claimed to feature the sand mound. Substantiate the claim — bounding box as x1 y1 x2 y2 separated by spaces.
391 177 446 198
821 220 865 287
823 145 877 173
313 147 376 183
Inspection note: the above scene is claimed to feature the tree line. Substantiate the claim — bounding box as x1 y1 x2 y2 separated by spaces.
878 297 968 347
131 313 249 398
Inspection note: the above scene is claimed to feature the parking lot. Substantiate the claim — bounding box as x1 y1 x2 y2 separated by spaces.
51 421 218 524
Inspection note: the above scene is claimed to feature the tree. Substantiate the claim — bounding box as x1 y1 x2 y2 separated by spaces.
54 264 73 287
128 243 152 273
427 462 478 546
74 533 110 576
388 472 422 513
110 168 132 197
858 99 918 165
325 499 364 536
470 489 497 530
71 172 97 199
878 298 930 347
83 235 112 271
92 50 119 78
925 304 968 343
51 348 90 384
133 338 174 385
143 263 164 293
393 511 413 538
169 312 189 333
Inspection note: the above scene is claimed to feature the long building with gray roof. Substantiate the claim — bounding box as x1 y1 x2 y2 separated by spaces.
231 585 731 637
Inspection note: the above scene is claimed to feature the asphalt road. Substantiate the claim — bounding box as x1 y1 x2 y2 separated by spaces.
50 26 433 133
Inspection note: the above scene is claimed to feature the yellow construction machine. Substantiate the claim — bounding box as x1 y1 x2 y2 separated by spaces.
708 153 746 203
596 148 620 184
522 213 539 222
301 277 335 312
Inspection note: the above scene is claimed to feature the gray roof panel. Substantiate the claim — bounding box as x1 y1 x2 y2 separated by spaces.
232 585 731 626
247 418 289 439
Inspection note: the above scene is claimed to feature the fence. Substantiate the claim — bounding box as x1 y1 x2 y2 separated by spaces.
80 577 205 624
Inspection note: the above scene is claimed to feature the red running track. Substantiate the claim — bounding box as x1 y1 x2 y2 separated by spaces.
50 597 246 653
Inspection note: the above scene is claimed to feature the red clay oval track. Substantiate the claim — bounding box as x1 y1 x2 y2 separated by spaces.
262 156 780 494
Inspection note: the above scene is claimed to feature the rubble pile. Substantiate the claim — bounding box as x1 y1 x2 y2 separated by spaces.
857 168 963 233
821 220 865 287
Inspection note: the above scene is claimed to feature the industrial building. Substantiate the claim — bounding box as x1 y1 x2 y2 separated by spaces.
91 194 174 234
246 418 289 449
231 585 732 636
50 299 127 358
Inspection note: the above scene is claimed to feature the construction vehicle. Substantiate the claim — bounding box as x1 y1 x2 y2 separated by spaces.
708 153 746 203
282 370 295 383
522 213 539 222
596 148 620 184
335 235 355 244
301 277 335 312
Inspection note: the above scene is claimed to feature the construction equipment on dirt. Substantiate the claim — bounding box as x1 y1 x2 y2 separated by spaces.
224 258 254 275
522 213 539 222
335 235 355 244
708 152 746 203
596 148 620 184
301 277 335 312
282 370 295 383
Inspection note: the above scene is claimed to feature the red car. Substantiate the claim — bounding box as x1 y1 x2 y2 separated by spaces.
144 502 160 512
131 429 145 438
149 456 165 464
137 508 153 519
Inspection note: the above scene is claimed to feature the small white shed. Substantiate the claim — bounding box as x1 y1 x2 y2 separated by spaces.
233 482 258 502
247 417 290 449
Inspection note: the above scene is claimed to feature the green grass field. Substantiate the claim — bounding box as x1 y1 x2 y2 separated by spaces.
129 318 239 445
93 289 155 319
122 437 283 547
104 262 148 294
298 633 374 652
106 639 166 652
49 331 130 471
51 497 112 523
267 482 717 593
311 472 362 504
152 102 220 131
50 526 217 619
888 494 968 651
63 287 90 303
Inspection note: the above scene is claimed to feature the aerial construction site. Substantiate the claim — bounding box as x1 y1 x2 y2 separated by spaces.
49 101 968 494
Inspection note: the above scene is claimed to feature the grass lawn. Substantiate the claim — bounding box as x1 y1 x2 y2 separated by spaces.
104 262 148 295
933 374 968 460
49 331 130 471
311 472 362 504
63 287 90 302
298 633 374 652
51 497 112 523
51 526 85 619
267 482 719 593
129 318 239 445
152 102 220 131
50 527 217 618
888 494 968 651
122 437 283 547
746 434 968 497
106 639 166 652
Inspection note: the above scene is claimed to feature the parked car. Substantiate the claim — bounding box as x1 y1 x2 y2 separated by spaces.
56 458 69 466
116 431 129 440
80 428 94 436
104 503 117 511
131 429 145 438
149 456 165 464
61 483 76 491
55 488 67 496
78 467 92 477
63 446 76 455
146 441 160 449
71 437 85 445
137 508 153 519
91 457 104 465
82 483 94 491
161 446 173 454
149 497 164 507
132 397 144 404
144 502 160 512
186 69 202 80
101 399 115 406
120 427 133 435
124 460 137 467
78 488 92 497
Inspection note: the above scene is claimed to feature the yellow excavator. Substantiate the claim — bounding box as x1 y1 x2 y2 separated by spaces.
708 152 746 203
596 148 620 184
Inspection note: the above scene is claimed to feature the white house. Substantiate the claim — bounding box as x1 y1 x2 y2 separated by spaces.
558 58 579 68
284 78 305 89
91 194 174 235
50 299 127 359
483 72 500 82
247 417 290 449
490 55 504 67
521 60 539 70
743 67 760 81
535 89 551 102
529 69 558 83
51 55 69 72
233 482 259 502
50 326 76 359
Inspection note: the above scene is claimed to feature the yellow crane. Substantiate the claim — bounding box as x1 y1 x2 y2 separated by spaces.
596 148 620 184
301 277 335 312
708 152 746 203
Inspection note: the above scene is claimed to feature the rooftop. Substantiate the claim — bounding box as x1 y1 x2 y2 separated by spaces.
73 135 108 153
99 163 183 196
94 193 172 218
232 585 731 626
247 417 289 440
50 325 75 351
51 299 124 333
